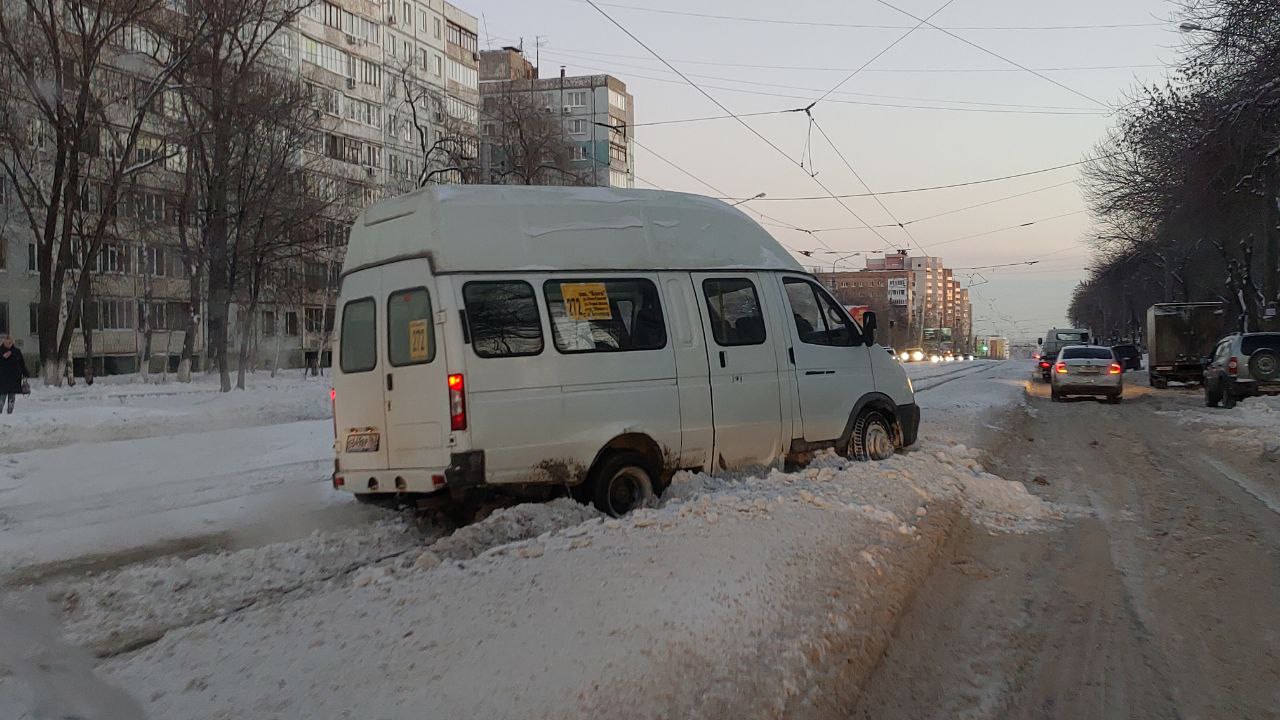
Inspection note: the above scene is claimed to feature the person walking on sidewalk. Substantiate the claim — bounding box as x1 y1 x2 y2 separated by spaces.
0 333 31 414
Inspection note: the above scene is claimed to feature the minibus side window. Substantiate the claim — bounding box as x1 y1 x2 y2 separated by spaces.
463 281 544 358
783 278 860 347
339 297 377 373
544 278 667 353
702 278 766 346
387 287 435 366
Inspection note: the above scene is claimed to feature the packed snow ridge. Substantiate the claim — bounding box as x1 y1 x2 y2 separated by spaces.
6 441 1063 720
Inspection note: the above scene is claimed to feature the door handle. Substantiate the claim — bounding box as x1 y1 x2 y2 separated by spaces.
719 350 726 368
788 347 795 365
386 373 393 391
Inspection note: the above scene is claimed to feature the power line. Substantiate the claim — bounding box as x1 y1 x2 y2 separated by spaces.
810 0 956 107
809 115 929 256
583 0 900 250
623 110 800 127
925 209 1088 249
534 48 1101 112
723 157 1103 201
576 2 1165 31
533 52 1108 115
505 44 1165 73
872 0 1111 109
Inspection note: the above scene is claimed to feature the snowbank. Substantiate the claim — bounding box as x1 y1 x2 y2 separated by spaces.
1157 394 1280 459
82 444 1056 720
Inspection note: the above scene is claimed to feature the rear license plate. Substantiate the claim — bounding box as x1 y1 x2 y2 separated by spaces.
1079 368 1099 374
345 432 380 452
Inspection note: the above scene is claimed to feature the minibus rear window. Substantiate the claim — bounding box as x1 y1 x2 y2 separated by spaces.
339 298 377 373
544 278 667 353
388 287 435 366
463 281 544 358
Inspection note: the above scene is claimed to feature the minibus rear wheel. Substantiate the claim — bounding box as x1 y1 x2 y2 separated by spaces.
592 452 655 517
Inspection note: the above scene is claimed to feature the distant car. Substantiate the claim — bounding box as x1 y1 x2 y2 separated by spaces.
1112 343 1142 371
885 346 898 359
963 354 974 361
901 347 926 362
1204 332 1280 408
1051 345 1123 403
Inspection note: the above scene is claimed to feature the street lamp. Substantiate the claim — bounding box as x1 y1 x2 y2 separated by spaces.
1178 20 1265 44
1178 21 1207 33
729 192 765 207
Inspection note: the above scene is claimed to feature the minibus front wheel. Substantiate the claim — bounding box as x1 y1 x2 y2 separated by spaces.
591 451 656 517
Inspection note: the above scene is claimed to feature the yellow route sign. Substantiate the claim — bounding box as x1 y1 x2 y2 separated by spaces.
408 318 430 361
560 282 612 321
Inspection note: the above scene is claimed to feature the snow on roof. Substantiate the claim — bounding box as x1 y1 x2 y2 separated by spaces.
342 186 804 275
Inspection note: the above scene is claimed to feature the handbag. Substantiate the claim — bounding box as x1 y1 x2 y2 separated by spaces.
20 379 31 395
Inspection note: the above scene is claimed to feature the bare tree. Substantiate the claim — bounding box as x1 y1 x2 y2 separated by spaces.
480 88 590 186
167 0 323 391
0 0 204 385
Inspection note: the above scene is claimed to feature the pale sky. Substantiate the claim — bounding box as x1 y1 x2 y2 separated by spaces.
464 0 1185 342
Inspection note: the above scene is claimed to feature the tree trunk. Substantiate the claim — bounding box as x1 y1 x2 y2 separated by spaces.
177 271 200 383
235 299 258 390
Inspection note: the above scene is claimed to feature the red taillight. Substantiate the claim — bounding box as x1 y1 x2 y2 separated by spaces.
448 373 466 431
1109 363 1122 375
1055 362 1068 374
1039 361 1050 368
1227 357 1238 376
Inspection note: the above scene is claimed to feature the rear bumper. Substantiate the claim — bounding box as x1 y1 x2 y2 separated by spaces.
895 402 921 448
334 451 487 496
1055 381 1121 395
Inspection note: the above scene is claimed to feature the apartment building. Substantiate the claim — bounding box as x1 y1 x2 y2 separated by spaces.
816 250 973 351
478 47 635 188
0 0 481 376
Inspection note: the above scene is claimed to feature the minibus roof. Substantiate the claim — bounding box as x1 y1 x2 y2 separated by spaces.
344 186 805 275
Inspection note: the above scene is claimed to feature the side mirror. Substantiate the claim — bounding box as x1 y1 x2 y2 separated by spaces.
862 311 878 347
1037 337 1043 345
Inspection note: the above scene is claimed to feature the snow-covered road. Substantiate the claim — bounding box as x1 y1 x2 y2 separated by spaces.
0 376 367 582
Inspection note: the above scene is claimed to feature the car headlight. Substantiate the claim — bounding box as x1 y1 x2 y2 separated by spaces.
899 352 910 361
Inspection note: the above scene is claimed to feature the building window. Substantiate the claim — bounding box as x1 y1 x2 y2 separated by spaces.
566 90 588 107
567 118 588 135
434 54 442 77
543 278 666 354
572 144 590 161
463 281 543 358
418 8 427 30
262 310 276 337
433 16 441 38
285 311 299 336
304 307 325 333
97 243 131 274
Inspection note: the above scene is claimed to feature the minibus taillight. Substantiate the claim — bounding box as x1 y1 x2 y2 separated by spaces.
448 373 467 431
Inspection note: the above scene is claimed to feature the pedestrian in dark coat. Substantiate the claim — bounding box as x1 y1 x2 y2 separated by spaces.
0 333 31 414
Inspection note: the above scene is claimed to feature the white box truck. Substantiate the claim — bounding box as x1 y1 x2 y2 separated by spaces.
331 186 919 515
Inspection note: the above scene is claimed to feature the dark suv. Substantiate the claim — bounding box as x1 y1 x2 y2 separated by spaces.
1112 344 1142 371
1204 332 1280 408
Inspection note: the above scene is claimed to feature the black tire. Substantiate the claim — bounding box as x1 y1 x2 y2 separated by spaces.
1205 382 1222 407
849 410 896 461
1106 393 1122 405
1249 349 1280 381
1223 384 1238 409
1050 387 1061 402
591 451 655 517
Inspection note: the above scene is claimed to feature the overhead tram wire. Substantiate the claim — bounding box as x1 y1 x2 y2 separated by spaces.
808 0 957 108
576 2 1165 31
925 209 1089 249
872 0 1111 109
629 136 836 252
583 0 902 251
720 156 1108 201
807 115 930 256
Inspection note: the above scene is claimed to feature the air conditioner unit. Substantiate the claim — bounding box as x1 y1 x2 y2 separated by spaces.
562 105 571 114
346 77 357 89
345 34 357 45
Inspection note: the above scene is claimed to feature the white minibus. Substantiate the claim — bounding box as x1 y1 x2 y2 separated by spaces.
332 186 919 515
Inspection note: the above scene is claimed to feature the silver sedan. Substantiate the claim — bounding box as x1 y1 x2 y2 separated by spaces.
1051 345 1123 403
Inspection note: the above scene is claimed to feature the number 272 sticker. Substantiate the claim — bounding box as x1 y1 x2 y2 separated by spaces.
408 319 430 360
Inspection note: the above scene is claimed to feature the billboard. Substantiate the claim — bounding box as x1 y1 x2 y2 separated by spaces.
887 277 909 306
